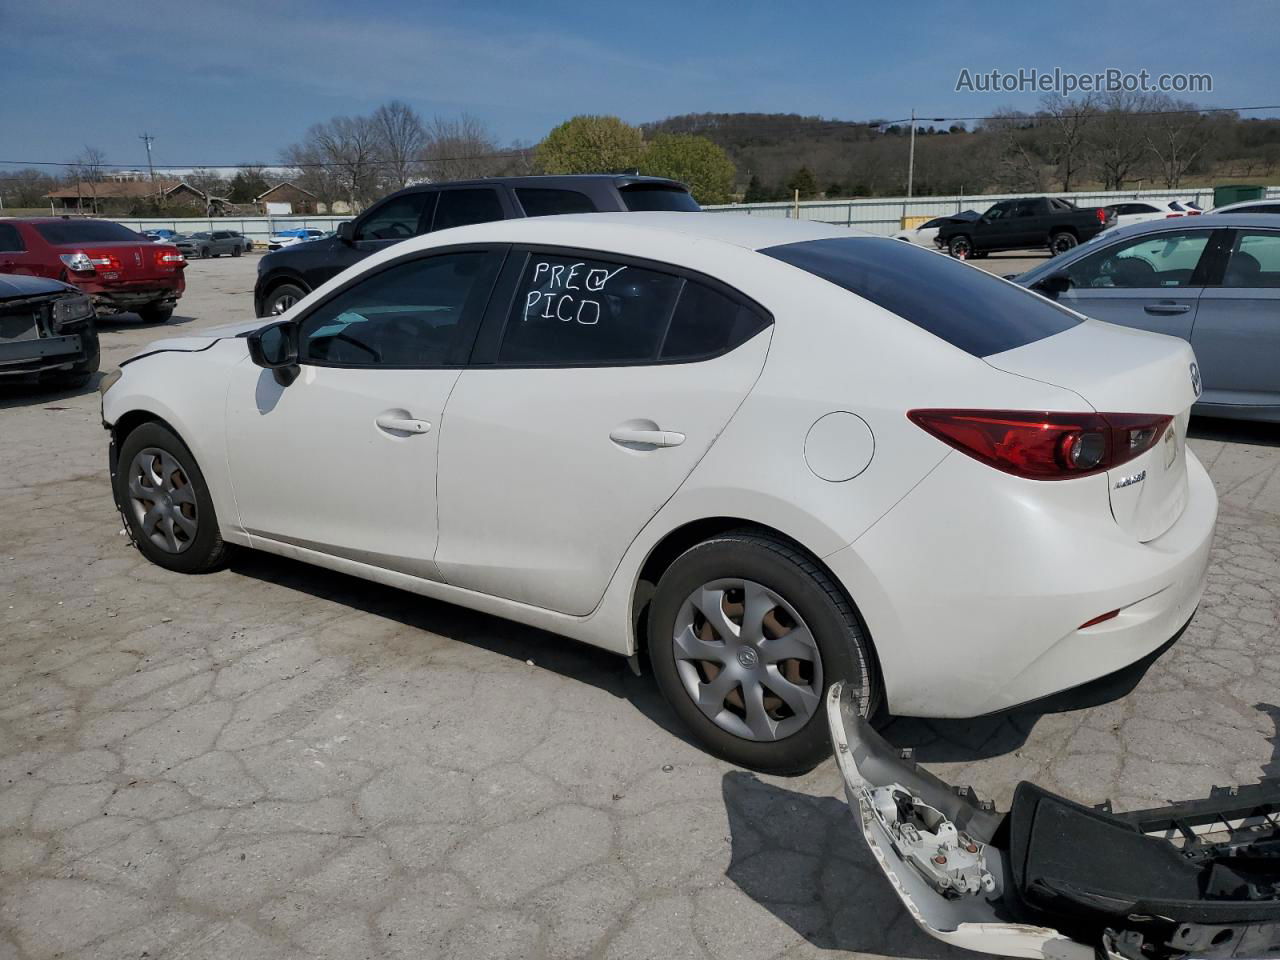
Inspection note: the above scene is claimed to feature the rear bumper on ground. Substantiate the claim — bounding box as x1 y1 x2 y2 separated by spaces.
85 286 182 312
826 447 1218 718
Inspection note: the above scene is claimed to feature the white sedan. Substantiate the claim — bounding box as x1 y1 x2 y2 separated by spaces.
266 228 326 251
1101 198 1203 229
891 211 979 248
100 213 1217 771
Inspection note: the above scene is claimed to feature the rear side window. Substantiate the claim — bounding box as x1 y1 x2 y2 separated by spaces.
762 237 1081 357
433 189 504 231
499 254 681 365
35 221 144 244
516 188 597 217
619 185 699 212
661 282 769 360
0 224 25 252
1223 231 1280 288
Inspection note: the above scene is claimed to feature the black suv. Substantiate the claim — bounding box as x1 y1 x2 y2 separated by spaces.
253 174 698 317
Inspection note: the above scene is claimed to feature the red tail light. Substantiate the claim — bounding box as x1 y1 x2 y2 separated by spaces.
155 247 185 268
1165 213 1184 218
86 252 121 271
1095 208 1107 223
907 410 1173 480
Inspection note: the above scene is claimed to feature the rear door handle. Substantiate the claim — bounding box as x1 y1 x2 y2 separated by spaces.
1143 302 1191 315
609 426 686 448
375 414 431 435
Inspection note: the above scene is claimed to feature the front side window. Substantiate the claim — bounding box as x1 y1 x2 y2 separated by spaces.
298 250 502 367
515 188 597 217
1063 230 1212 289
1222 231 1280 288
499 254 682 365
984 203 1008 221
433 189 504 232
356 193 429 242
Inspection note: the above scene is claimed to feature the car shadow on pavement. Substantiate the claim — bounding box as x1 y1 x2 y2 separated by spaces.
880 629 1178 763
96 311 197 329
0 369 103 409
1189 416 1280 448
226 550 706 749
721 770 971 958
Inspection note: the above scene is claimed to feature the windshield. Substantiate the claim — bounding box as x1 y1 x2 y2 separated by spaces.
762 237 1081 357
620 185 699 212
34 221 145 244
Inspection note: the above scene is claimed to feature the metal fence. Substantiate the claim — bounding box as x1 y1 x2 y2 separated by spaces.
110 215 352 248
702 186 1280 236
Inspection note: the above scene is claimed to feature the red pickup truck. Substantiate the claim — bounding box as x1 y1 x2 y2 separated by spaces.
0 218 186 323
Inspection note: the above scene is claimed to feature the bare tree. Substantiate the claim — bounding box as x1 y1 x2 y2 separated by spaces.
289 115 382 210
1039 94 1096 191
981 110 1047 191
70 145 108 214
1084 91 1156 190
1145 95 1214 189
421 114 501 181
372 101 427 189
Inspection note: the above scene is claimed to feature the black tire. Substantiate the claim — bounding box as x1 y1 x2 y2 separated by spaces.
112 422 232 574
138 303 174 324
201 247 211 259
648 530 880 774
1049 231 1078 255
232 245 242 258
948 235 973 258
264 282 308 317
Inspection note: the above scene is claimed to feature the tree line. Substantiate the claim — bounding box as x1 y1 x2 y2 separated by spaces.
3 93 1277 213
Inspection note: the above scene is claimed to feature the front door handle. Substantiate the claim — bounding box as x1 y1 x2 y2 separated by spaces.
1143 302 1191 315
610 426 685 448
375 414 431 435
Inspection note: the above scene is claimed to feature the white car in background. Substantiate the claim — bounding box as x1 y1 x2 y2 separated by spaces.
1208 197 1280 215
266 228 326 251
1102 198 1203 229
100 213 1216 772
891 210 979 248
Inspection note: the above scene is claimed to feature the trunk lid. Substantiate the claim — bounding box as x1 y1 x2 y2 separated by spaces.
984 318 1200 542
61 241 182 284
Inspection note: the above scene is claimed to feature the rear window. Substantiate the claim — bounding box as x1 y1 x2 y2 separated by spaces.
619 185 699 212
761 237 1081 357
35 221 145 244
516 188 597 217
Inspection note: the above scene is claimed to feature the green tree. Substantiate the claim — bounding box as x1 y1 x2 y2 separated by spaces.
743 174 771 203
785 166 817 200
228 166 270 203
825 181 844 198
535 115 645 174
639 133 736 204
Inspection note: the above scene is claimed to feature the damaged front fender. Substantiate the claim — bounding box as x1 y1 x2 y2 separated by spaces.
827 683 1280 960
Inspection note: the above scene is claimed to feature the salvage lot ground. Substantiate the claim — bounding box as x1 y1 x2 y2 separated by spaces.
2 251 1279 960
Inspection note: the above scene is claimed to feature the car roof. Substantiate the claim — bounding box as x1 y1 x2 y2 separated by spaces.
462 211 870 251
1092 211 1280 242
1210 198 1280 213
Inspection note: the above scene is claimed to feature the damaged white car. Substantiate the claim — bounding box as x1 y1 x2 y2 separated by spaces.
828 683 1280 960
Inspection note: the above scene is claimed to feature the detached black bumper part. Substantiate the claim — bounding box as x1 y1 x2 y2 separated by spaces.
827 683 1280 960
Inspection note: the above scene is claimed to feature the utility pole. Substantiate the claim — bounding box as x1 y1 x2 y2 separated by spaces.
139 133 156 182
906 108 916 199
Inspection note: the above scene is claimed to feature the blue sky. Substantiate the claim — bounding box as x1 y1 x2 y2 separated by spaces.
1 0 1275 172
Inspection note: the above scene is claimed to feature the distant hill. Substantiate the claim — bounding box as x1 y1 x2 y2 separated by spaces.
643 110 1280 201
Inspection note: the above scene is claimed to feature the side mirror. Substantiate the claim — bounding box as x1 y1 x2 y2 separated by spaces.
1034 273 1071 297
336 221 355 244
247 321 301 387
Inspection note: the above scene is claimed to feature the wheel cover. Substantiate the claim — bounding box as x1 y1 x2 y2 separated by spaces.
126 447 198 554
672 578 824 742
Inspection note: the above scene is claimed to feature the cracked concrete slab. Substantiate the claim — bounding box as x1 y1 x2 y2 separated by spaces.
2 254 1280 959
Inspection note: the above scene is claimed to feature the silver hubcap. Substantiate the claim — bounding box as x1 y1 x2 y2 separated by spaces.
126 448 198 554
271 294 296 315
673 579 824 742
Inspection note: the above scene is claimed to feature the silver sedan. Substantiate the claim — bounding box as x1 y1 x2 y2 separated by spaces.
1017 213 1280 422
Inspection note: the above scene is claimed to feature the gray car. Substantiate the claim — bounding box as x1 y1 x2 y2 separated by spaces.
173 230 245 259
1017 213 1280 422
